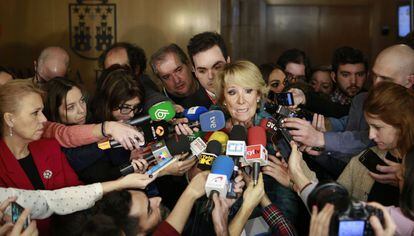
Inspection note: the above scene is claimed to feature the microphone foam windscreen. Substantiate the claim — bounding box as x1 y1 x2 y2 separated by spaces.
199 110 226 132
247 126 267 146
206 140 222 156
229 125 247 141
211 155 234 180
149 101 176 121
259 118 269 130
184 106 209 121
166 135 190 155
208 131 229 154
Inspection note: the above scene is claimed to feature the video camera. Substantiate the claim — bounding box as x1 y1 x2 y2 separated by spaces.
308 182 384 236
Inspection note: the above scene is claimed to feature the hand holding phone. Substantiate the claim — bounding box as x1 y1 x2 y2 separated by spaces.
276 92 295 106
11 202 31 229
358 149 388 174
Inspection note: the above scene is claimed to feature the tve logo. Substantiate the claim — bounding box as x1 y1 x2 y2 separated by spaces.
209 116 217 129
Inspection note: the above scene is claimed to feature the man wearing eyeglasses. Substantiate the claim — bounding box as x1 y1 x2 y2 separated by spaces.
33 46 70 85
187 32 230 104
277 48 310 81
150 44 213 109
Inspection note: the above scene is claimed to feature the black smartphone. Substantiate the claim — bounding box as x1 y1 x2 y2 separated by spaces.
358 149 388 174
271 128 292 162
11 202 30 229
276 92 294 106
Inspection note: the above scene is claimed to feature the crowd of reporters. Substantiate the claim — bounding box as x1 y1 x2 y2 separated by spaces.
0 31 413 236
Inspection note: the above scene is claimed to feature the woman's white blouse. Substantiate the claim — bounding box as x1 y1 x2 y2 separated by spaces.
0 183 103 219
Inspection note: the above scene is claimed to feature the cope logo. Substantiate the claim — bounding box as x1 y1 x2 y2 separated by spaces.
154 109 170 120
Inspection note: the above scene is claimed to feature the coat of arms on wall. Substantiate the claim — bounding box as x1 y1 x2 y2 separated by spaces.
69 0 117 60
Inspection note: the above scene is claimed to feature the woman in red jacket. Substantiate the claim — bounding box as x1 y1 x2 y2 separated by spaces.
0 79 82 234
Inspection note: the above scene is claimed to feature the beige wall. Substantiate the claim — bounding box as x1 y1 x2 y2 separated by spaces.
0 0 221 91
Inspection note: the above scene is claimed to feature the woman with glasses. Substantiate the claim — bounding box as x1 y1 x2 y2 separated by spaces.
91 65 144 123
41 72 148 184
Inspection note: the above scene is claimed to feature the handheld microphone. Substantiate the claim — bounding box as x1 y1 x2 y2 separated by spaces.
190 137 207 157
226 125 247 161
140 120 170 145
205 155 234 197
130 100 176 126
208 131 228 154
225 125 247 198
120 135 190 176
98 101 176 150
197 140 222 170
146 135 191 175
245 126 268 186
175 106 208 122
199 110 226 132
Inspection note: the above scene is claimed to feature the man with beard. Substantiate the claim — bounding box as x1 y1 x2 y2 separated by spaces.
283 44 414 178
329 46 367 106
292 46 367 118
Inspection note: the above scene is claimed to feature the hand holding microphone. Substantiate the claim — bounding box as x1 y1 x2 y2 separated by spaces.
242 173 265 210
245 126 268 186
130 159 149 174
101 121 145 151
174 109 226 135
160 152 197 177
99 101 176 150
120 135 190 176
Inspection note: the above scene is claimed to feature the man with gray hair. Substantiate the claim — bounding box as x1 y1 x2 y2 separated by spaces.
150 44 213 109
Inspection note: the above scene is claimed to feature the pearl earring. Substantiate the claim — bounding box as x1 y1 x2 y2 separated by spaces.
9 126 13 137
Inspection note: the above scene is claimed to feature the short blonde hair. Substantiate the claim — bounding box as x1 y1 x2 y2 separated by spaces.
0 79 44 137
214 60 268 107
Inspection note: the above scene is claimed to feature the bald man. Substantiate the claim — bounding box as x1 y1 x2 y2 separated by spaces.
34 46 70 84
103 47 129 71
0 71 13 85
372 44 414 88
284 44 414 178
99 42 169 111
